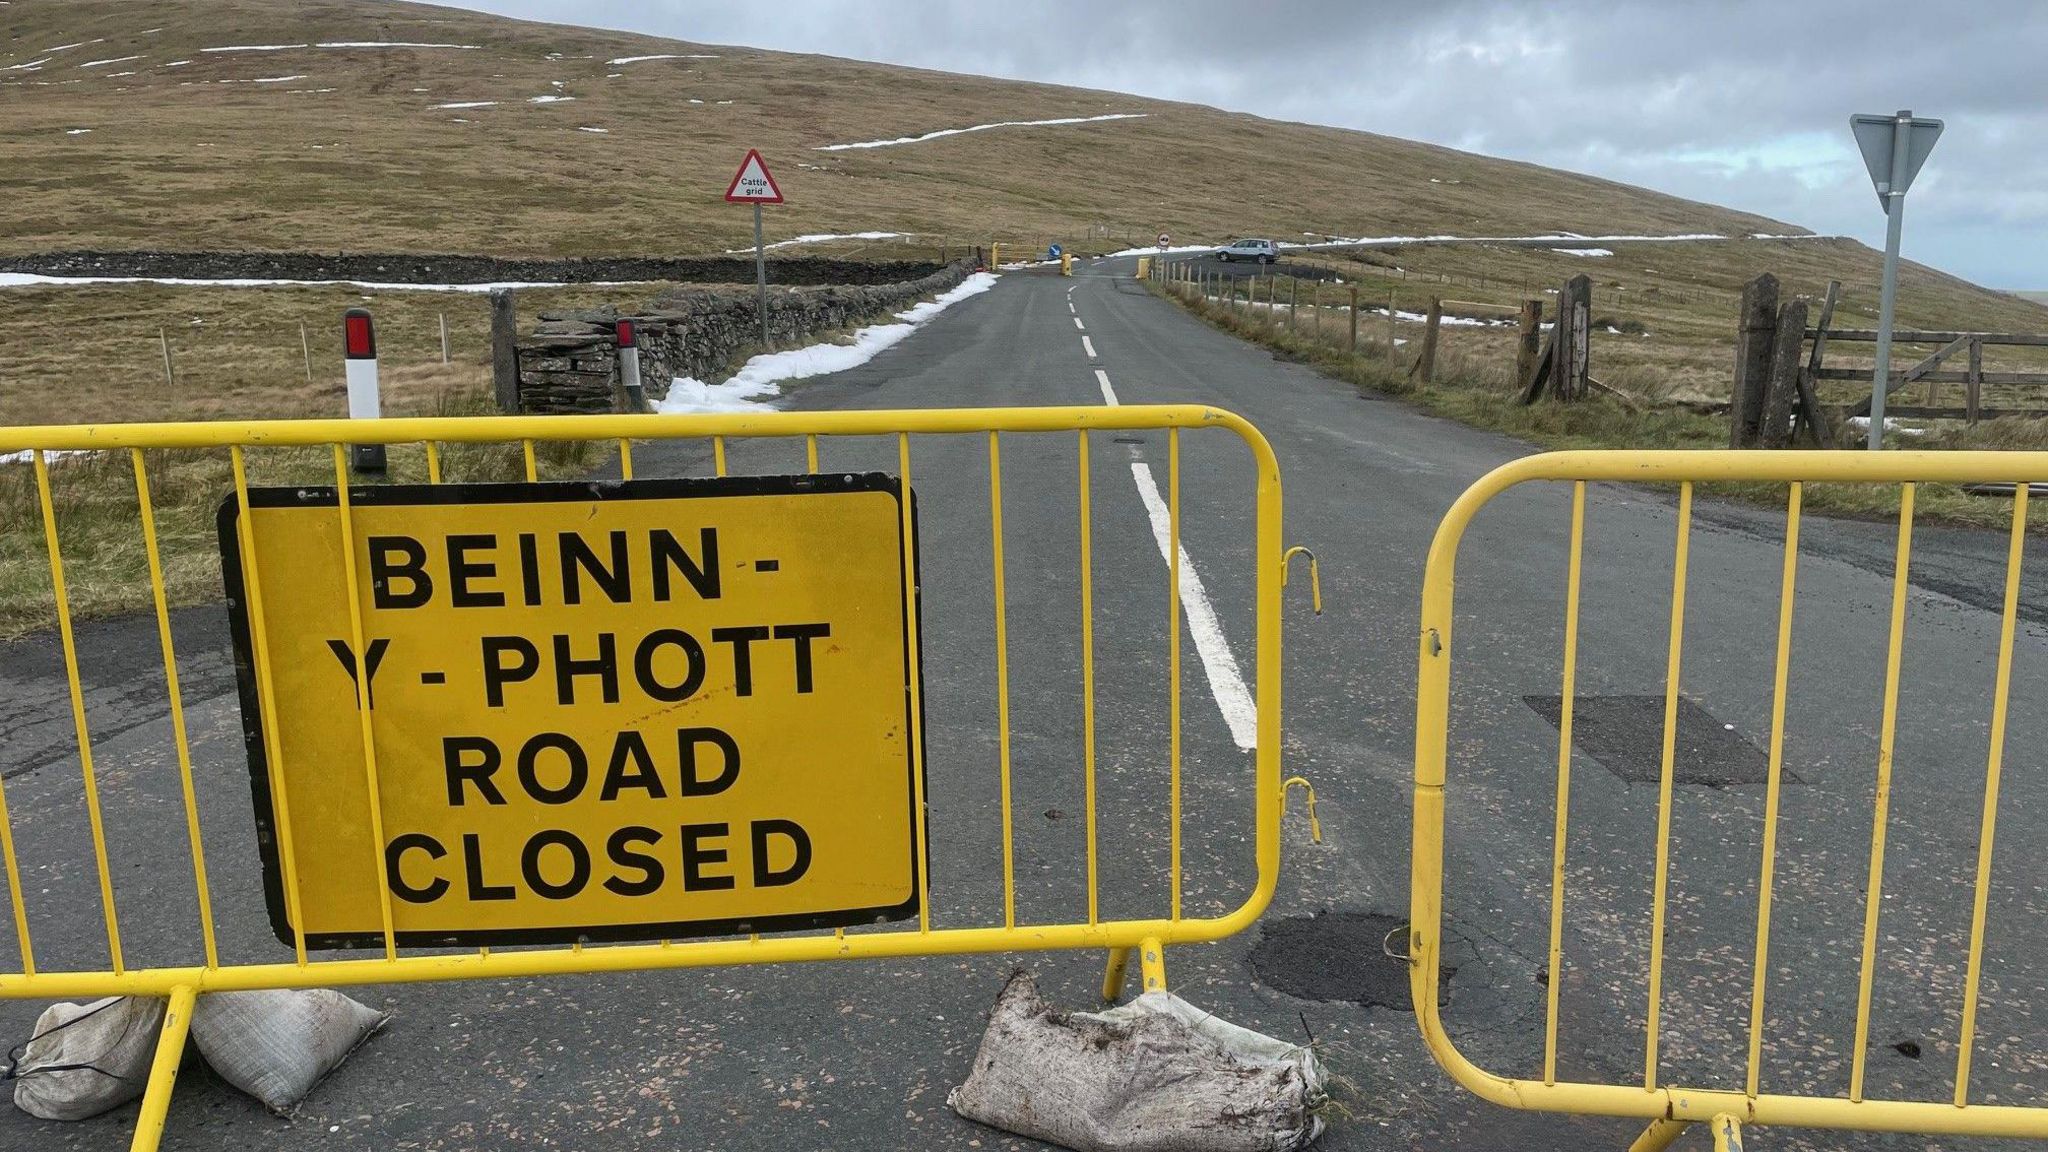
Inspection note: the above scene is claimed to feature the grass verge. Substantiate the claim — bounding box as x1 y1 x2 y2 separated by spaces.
1151 279 2048 533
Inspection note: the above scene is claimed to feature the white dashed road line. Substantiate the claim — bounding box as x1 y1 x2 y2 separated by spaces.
1074 317 1085 330
1093 368 1118 406
1085 350 1258 752
1082 335 1096 358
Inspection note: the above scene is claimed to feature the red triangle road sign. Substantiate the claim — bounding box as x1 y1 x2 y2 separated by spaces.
724 148 784 204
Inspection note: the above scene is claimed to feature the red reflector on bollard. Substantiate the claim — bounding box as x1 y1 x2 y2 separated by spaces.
616 319 637 349
343 309 376 360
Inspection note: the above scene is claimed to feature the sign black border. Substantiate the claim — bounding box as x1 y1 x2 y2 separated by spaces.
218 473 926 951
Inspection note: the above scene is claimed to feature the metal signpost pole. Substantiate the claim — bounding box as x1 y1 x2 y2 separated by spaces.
1851 109 1941 451
1868 116 1911 450
754 201 769 348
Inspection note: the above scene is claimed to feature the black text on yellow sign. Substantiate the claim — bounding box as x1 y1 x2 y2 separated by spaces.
219 474 923 948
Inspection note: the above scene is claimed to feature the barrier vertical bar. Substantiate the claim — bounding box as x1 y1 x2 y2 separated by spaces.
1746 482 1803 1099
425 441 442 485
34 451 125 974
0 729 31 973
898 434 931 932
714 436 728 477
989 433 1016 927
1542 481 1587 1084
126 984 196 1152
521 438 537 482
1644 480 1693 1089
331 445 400 960
1850 483 1915 1103
618 439 634 480
232 447 309 965
1079 431 1099 925
806 434 819 474
133 450 219 969
1956 485 2028 1105
1168 427 1184 921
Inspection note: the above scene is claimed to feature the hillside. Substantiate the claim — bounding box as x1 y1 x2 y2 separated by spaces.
0 0 1803 257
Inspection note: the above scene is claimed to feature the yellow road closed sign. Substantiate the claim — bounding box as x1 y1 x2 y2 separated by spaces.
219 474 922 948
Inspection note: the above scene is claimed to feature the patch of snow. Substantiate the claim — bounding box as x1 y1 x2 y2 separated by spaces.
576 126 609 133
608 54 720 64
42 41 102 54
436 100 497 109
727 231 905 253
220 75 306 84
64 128 92 135
1844 416 1928 437
550 80 563 88
655 272 999 414
0 449 93 466
687 98 703 104
606 72 622 78
3 59 53 73
1552 247 1615 257
527 94 575 103
80 55 145 68
450 118 473 124
288 87 338 94
315 41 480 50
0 273 657 293
163 60 191 68
1284 231 1825 251
202 44 309 53
817 112 1150 151
138 28 162 34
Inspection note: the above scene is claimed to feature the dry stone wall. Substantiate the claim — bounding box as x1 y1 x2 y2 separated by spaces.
516 261 972 414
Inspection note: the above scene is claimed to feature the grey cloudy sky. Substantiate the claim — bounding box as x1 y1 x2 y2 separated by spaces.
458 1 2048 288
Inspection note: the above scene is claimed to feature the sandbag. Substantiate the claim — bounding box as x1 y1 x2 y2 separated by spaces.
949 971 1326 1152
191 989 387 1114
9 996 167 1121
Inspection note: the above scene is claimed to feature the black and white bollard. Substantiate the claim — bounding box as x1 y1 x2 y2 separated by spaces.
343 308 386 474
616 318 646 412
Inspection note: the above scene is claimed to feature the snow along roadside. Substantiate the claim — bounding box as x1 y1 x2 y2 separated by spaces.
655 272 998 414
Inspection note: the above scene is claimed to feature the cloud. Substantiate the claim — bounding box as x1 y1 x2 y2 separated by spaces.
458 0 2048 286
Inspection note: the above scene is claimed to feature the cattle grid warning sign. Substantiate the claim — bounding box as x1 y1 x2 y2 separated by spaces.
219 474 922 948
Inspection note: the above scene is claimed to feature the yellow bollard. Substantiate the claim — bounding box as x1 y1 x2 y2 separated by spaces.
1061 252 1073 277
990 241 1000 269
1136 256 1151 280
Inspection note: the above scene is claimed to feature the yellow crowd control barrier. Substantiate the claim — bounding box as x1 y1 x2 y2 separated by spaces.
0 405 1291 1151
1412 449 2048 1149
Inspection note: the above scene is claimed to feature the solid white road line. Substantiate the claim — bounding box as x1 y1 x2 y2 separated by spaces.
1068 302 1076 313
1082 335 1096 358
1094 368 1119 406
1130 462 1259 751
1089 359 1257 752
1074 317 1085 330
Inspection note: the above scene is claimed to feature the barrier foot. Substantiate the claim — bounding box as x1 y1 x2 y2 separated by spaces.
1138 937 1167 994
128 984 197 1152
1710 1114 1744 1152
1102 946 1133 1002
1628 1118 1690 1152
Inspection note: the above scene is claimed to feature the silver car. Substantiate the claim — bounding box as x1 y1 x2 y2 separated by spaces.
1215 238 1279 264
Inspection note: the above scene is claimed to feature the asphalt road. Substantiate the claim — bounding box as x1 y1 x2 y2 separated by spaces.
6 261 2048 1150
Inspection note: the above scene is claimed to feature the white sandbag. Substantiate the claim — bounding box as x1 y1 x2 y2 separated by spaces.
191 989 387 1114
9 996 167 1121
949 971 1326 1152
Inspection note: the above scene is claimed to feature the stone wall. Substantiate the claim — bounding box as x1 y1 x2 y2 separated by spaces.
0 250 947 288
516 261 974 414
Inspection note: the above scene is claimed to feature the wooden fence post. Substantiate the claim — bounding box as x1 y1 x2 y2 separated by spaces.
1385 289 1397 352
1348 285 1359 352
490 288 520 412
1759 297 1809 449
439 312 450 365
1288 276 1299 329
159 327 175 390
1968 335 1983 425
1796 279 1839 448
1416 297 1443 384
299 321 313 385
1313 281 1322 337
1515 300 1544 394
1551 274 1591 401
1729 273 1780 447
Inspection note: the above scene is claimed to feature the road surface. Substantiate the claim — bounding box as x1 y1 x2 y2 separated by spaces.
4 260 2048 1150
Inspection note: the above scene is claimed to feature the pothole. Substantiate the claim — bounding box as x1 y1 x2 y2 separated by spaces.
1247 911 1452 1010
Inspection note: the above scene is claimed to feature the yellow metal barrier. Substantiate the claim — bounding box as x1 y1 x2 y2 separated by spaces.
0 405 1286 1150
1412 449 2048 1148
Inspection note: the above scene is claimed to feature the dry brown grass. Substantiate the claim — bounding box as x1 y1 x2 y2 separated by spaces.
1 0 1798 260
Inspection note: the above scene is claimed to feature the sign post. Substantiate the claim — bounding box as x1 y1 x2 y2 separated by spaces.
342 308 386 474
725 149 785 349
1851 110 1942 450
